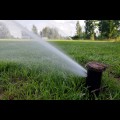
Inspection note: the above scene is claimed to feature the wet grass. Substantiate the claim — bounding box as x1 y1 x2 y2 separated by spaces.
0 40 120 100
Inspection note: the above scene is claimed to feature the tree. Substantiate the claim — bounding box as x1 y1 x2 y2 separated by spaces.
32 25 38 35
40 31 42 37
85 20 96 40
41 27 62 39
76 21 82 38
98 20 120 39
114 20 120 38
0 22 11 38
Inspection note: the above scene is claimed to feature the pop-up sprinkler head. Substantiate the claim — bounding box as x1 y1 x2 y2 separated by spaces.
86 62 107 98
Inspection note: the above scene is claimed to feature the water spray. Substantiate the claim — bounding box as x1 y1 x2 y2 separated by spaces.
1 20 87 77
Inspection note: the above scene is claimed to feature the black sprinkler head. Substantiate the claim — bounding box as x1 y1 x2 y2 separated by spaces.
86 62 107 98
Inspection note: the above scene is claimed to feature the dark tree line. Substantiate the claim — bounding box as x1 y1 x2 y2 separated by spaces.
72 20 120 40
31 21 120 40
98 20 120 39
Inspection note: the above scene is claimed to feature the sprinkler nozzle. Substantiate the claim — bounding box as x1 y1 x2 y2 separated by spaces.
86 61 107 98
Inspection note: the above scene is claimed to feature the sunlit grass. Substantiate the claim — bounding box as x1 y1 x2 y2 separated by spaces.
0 39 32 42
0 39 120 100
48 39 120 42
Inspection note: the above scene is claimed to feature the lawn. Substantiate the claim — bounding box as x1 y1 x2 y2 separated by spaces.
0 39 120 100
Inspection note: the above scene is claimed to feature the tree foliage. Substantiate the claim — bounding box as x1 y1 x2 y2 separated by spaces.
85 20 96 40
32 25 38 35
72 21 84 40
41 27 62 39
0 22 11 38
76 21 82 38
98 20 120 39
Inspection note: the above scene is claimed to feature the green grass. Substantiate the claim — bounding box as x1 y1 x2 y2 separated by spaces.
0 39 120 100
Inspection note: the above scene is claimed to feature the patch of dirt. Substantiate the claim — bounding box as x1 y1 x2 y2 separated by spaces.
109 72 120 81
0 88 4 100
10 76 28 84
114 76 120 81
0 94 3 100
8 95 15 100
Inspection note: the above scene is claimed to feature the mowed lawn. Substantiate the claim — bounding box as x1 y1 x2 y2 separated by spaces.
0 39 120 100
